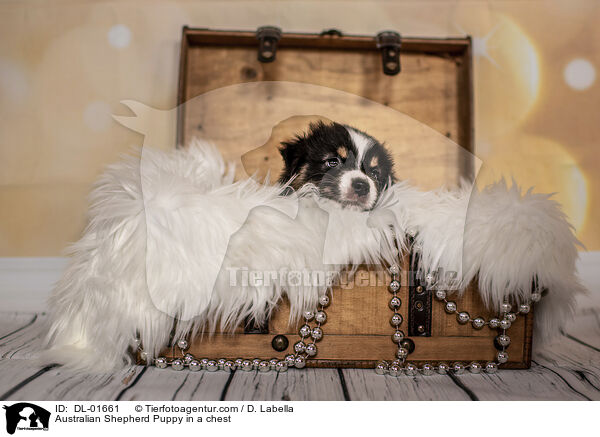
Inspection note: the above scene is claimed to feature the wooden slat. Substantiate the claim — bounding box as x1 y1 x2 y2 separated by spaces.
341 368 471 401
223 368 345 401
0 313 46 360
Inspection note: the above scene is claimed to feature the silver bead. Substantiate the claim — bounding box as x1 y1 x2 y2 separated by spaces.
496 334 511 347
496 351 509 363
155 356 168 369
241 359 253 371
519 304 531 314
294 341 307 353
469 361 482 374
506 312 517 322
388 364 402 377
500 319 512 330
305 343 317 357
530 292 542 303
485 362 498 373
284 354 296 367
472 317 485 329
269 358 280 370
311 327 323 341
258 361 270 372
206 360 218 372
252 358 262 370
452 362 466 374
200 358 209 369
171 359 184 371
392 330 405 343
488 318 500 329
445 301 457 313
457 311 470 324
397 347 409 359
315 310 327 324
139 351 148 362
389 280 401 293
390 313 403 327
223 360 235 372
294 356 306 369
375 361 388 375
189 360 201 371
299 324 311 338
422 363 435 376
183 353 195 364
501 302 512 313
318 295 330 307
404 363 418 376
217 358 227 370
389 296 402 309
434 289 447 300
133 337 141 348
303 310 314 321
176 339 189 350
276 361 288 372
234 358 244 368
437 362 450 374
389 264 400 275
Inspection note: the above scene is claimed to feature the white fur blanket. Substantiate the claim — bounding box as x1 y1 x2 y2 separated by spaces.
42 141 585 371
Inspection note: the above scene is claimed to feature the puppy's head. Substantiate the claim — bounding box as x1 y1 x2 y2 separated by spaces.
278 121 395 210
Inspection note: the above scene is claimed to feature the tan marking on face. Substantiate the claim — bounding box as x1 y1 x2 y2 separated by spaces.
369 155 378 167
337 147 348 159
290 164 308 189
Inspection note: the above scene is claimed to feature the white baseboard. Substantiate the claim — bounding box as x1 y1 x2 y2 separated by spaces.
0 253 598 313
0 257 68 312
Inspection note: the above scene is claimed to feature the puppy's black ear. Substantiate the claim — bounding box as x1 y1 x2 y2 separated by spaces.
278 135 305 184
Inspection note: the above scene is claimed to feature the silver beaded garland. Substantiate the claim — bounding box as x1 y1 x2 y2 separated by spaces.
472 317 485 329
469 361 482 374
305 343 317 356
452 362 466 374
506 312 517 322
496 334 511 347
275 361 288 372
488 318 500 329
155 356 168 369
171 358 184 371
177 339 189 350
223 360 235 372
269 358 279 370
485 362 498 373
422 363 435 375
392 330 405 343
189 360 201 371
388 364 402 377
241 359 253 371
530 292 541 303
206 360 218 372
437 363 449 374
389 280 401 293
397 347 409 359
299 324 311 338
294 341 307 353
375 361 388 375
315 311 327 324
434 289 447 300
496 351 509 363
499 319 511 330
390 313 403 327
501 302 512 313
318 295 330 307
445 301 457 313
404 363 418 376
456 311 470 324
389 297 402 309
294 356 306 369
519 304 531 314
311 327 323 341
303 311 315 321
258 361 270 372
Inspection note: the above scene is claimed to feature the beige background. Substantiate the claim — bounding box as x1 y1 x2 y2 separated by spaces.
0 0 598 255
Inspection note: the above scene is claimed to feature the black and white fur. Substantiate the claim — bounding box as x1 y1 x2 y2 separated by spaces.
278 121 395 210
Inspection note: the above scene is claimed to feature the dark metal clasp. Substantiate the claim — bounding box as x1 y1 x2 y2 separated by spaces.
376 30 402 75
256 25 282 63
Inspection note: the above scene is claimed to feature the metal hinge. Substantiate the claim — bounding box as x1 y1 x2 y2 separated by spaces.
256 25 282 63
376 31 402 76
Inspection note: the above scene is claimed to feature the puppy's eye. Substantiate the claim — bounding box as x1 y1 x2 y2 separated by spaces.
325 157 341 168
370 168 380 180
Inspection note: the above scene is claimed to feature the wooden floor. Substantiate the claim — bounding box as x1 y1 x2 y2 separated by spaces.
0 306 599 401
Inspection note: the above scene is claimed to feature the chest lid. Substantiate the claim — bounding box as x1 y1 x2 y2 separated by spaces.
177 27 474 189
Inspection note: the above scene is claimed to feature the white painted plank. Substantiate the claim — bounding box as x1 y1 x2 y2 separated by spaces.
0 313 47 360
224 368 345 401
0 312 37 339
342 368 471 400
116 366 231 401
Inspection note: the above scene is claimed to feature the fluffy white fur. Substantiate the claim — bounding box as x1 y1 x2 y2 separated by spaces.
42 141 584 371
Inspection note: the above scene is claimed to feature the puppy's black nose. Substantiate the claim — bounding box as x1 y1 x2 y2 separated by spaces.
351 178 370 197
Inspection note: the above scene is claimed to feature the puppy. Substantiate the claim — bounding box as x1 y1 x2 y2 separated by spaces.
278 121 395 210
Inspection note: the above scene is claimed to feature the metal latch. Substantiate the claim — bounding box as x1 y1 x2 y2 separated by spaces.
256 26 282 63
376 31 402 75
408 240 432 337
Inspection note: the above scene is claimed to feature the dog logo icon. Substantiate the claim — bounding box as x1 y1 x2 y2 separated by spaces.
3 403 50 434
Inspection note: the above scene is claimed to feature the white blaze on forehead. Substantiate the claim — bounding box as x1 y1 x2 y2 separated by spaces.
339 170 378 210
346 127 373 169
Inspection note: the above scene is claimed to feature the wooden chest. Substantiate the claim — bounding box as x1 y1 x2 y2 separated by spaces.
164 27 533 369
